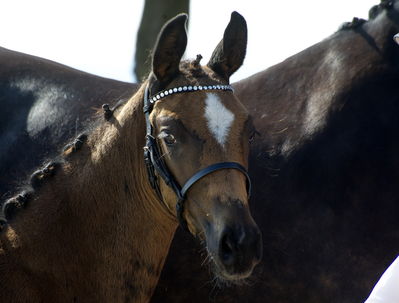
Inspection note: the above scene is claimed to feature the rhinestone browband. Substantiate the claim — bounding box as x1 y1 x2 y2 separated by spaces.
149 84 233 104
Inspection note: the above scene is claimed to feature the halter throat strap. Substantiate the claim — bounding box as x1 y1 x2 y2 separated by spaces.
143 83 251 231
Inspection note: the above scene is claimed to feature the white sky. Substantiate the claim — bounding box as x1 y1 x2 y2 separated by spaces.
1 0 377 83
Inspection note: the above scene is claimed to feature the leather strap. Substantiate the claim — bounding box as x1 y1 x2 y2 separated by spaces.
180 162 251 198
176 162 251 231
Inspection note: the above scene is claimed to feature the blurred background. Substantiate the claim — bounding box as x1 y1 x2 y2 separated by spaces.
1 0 377 83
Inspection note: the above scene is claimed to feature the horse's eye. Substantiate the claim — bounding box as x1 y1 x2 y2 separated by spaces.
163 133 176 145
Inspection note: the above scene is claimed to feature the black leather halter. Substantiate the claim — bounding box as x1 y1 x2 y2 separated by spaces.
143 83 251 231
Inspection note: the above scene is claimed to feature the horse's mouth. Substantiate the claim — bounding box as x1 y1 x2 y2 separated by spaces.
213 263 254 283
197 219 262 284
203 247 258 285
193 203 262 284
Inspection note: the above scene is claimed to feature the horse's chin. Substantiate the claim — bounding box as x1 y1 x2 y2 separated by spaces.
211 260 254 285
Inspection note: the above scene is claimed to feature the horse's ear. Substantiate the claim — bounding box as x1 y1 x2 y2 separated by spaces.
207 12 247 81
152 14 188 83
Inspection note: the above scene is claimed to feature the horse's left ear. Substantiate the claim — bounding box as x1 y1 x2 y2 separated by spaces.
152 14 188 83
207 11 247 81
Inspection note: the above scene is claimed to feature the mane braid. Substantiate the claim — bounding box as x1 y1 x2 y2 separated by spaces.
0 159 64 229
0 87 141 231
369 0 394 20
338 0 395 32
180 60 207 79
339 17 367 31
192 54 203 68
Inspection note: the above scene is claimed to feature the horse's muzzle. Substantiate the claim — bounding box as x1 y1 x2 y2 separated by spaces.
217 223 262 279
204 199 262 281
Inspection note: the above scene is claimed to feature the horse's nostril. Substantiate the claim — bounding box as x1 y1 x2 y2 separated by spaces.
221 232 235 265
218 225 262 274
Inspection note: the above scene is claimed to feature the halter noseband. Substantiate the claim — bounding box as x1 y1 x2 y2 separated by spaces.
143 83 252 231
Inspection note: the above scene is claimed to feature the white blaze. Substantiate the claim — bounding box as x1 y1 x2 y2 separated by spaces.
204 93 235 147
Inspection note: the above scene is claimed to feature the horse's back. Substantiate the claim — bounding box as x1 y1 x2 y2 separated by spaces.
0 47 138 197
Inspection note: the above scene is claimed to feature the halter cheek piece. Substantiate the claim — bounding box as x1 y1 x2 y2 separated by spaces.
143 83 252 231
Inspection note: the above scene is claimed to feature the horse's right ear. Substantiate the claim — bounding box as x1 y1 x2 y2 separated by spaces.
152 14 188 84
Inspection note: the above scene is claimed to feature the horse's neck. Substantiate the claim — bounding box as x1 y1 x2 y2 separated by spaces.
0 89 178 302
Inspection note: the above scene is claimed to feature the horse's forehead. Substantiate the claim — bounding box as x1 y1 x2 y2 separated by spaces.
156 90 245 120
155 91 247 146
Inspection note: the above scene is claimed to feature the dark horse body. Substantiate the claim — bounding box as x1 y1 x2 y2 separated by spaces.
0 47 138 197
155 2 399 302
2 1 399 302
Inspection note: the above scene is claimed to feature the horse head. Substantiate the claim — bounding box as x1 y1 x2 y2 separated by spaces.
145 12 262 281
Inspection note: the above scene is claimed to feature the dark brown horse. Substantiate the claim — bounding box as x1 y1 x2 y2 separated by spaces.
0 12 261 302
153 1 399 302
2 1 399 302
0 46 138 197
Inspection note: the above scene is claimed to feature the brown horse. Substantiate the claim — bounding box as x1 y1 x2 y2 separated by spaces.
0 12 261 302
3 1 399 302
